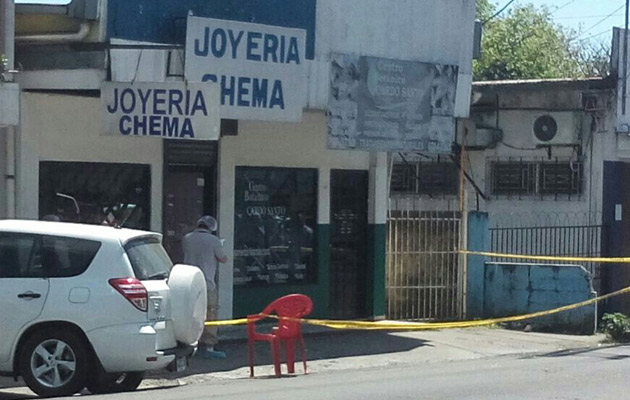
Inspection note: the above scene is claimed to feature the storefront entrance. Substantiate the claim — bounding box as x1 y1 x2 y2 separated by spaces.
162 141 217 263
330 169 369 319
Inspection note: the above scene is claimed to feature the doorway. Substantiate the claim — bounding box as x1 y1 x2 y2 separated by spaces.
602 161 630 314
330 169 369 319
162 140 217 263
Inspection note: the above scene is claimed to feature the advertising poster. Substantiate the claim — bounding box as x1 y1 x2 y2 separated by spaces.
233 167 317 286
328 54 458 153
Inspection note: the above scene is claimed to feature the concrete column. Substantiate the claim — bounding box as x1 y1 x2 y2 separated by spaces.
367 152 388 318
466 211 489 318
217 140 234 320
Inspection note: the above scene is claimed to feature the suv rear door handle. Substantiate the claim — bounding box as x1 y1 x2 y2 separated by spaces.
17 292 41 299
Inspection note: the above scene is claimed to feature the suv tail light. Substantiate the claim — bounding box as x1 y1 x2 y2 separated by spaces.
109 278 148 312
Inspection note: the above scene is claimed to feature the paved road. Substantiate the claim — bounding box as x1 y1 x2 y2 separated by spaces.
0 328 623 399
3 344 629 400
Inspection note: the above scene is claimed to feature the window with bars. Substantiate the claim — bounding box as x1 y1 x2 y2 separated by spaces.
390 161 458 195
490 159 583 198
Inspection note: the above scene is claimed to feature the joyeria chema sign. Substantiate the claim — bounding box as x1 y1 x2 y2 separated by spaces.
185 16 308 122
101 81 220 140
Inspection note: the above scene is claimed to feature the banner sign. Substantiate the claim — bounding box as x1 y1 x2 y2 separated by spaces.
185 16 308 122
327 54 458 153
101 81 220 140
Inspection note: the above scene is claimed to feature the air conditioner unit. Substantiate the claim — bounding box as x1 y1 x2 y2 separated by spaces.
531 112 580 146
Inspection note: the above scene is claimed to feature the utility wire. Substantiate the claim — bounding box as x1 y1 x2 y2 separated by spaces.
556 12 624 20
577 3 625 38
578 28 613 42
551 0 577 15
482 0 518 25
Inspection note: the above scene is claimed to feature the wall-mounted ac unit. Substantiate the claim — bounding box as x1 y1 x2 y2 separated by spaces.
531 112 580 146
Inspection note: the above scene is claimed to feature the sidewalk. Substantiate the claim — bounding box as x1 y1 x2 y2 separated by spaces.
147 324 608 384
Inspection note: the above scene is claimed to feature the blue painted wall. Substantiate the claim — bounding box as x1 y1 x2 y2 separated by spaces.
107 0 316 60
466 211 488 319
483 263 596 334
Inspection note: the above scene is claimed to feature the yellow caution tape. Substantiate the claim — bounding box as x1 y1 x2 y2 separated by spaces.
205 285 630 330
204 318 249 326
460 250 630 263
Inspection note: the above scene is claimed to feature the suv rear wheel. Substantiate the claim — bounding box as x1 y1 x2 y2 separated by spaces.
19 328 90 398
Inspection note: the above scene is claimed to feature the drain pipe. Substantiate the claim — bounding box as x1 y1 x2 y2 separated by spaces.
2 0 16 219
15 22 90 44
6 127 15 219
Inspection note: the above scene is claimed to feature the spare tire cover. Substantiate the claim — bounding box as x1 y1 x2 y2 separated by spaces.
168 264 207 345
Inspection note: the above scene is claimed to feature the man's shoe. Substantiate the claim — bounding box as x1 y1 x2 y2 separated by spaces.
201 349 227 359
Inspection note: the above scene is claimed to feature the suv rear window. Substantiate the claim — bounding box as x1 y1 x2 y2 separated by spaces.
42 236 102 278
125 236 173 280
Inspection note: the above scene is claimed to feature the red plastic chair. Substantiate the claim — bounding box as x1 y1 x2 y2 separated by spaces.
247 294 313 377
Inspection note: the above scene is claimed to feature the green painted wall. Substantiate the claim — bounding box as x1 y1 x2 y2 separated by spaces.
233 223 386 319
233 224 331 318
367 223 386 317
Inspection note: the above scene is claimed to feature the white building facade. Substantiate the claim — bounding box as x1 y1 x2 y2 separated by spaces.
7 0 476 319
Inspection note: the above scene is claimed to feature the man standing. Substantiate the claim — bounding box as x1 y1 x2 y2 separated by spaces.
182 215 228 359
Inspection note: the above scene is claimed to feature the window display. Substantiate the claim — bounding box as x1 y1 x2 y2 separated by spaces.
39 162 151 230
234 167 317 286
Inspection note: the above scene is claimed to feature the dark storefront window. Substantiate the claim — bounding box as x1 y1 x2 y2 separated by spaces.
39 162 151 230
234 167 317 287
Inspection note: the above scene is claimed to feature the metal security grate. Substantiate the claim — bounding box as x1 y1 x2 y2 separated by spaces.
490 160 537 196
490 212 603 293
539 162 583 195
489 158 583 199
386 210 461 321
390 161 458 196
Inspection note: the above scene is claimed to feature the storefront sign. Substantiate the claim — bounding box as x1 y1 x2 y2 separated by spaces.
327 54 458 153
101 81 220 140
185 16 308 122
233 167 317 286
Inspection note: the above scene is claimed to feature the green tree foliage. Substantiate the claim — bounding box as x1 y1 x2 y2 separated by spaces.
474 1 608 81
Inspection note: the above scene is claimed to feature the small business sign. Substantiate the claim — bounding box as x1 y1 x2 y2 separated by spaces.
0 83 20 127
327 53 458 153
101 81 220 140
613 28 630 133
185 16 308 122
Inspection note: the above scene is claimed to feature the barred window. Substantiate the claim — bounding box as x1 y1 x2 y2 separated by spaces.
391 161 458 195
539 162 582 195
490 161 537 196
490 159 583 198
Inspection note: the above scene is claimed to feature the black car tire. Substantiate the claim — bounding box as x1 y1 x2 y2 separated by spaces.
86 371 145 394
19 328 91 398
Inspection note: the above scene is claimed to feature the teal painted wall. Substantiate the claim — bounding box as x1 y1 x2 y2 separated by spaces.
466 212 488 318
367 223 386 317
483 263 596 334
233 224 330 318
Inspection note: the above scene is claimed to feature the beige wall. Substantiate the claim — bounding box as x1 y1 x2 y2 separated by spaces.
217 110 376 317
17 92 163 230
16 98 389 319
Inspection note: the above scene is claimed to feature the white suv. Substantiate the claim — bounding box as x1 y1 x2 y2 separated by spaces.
0 220 207 397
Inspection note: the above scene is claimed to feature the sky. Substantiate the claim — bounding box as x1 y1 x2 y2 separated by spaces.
13 0 627 44
492 0 625 44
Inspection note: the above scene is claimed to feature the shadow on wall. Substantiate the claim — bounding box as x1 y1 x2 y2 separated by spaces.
483 263 597 335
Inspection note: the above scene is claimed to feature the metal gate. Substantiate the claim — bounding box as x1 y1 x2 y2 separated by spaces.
386 210 462 321
489 213 603 293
